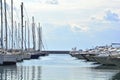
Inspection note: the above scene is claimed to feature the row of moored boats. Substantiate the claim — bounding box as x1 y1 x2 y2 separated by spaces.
0 49 48 65
0 1 48 65
70 44 120 67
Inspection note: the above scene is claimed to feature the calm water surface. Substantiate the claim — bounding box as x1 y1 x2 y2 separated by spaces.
0 54 120 80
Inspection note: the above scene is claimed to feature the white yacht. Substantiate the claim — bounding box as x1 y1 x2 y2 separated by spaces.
3 51 17 65
23 51 31 60
84 47 107 62
84 52 99 62
14 52 23 62
109 49 120 67
0 49 17 65
93 48 119 65
70 49 85 59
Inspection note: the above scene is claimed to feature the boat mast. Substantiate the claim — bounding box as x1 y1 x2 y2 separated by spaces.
4 0 8 50
40 26 42 51
38 23 42 51
25 21 27 50
21 2 24 51
11 0 13 49
18 23 21 49
27 20 30 50
1 0 3 49
38 23 40 51
14 21 17 49
32 16 36 50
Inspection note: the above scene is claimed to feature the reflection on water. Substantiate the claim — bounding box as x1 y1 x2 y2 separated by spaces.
0 65 17 80
0 65 41 80
0 54 120 80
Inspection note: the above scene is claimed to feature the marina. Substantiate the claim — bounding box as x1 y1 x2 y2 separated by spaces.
0 0 120 80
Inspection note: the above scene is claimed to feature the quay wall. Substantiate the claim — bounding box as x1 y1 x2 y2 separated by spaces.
42 51 70 54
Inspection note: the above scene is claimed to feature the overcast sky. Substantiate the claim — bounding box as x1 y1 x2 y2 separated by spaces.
3 0 120 50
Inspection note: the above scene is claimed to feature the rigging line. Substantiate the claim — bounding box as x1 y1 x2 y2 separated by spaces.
23 5 30 22
14 9 20 23
41 31 48 50
6 7 13 49
8 24 12 49
13 1 21 23
6 7 11 22
6 0 18 49
41 40 47 51
13 0 21 22
6 9 12 48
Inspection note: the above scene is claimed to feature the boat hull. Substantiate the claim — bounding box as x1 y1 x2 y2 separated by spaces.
94 56 115 65
3 54 17 65
85 54 97 62
110 57 120 67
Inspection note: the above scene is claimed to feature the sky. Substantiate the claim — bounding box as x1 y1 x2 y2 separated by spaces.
2 0 120 50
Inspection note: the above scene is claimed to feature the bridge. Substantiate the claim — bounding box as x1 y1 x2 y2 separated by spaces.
42 50 70 54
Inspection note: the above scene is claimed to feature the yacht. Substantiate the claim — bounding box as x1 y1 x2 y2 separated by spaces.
3 51 17 65
109 49 120 67
93 48 118 65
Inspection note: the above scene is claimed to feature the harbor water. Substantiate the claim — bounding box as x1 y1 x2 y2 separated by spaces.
0 54 120 80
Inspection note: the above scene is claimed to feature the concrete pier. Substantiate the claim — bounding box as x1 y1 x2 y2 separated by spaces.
42 50 70 54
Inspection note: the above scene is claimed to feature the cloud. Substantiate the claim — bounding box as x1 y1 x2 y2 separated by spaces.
104 10 120 22
20 0 59 5
70 24 89 32
46 0 59 5
90 9 120 23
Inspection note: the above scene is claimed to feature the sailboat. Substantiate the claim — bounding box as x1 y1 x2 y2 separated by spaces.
22 21 31 60
36 23 48 56
30 17 41 59
19 2 31 60
2 0 17 65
